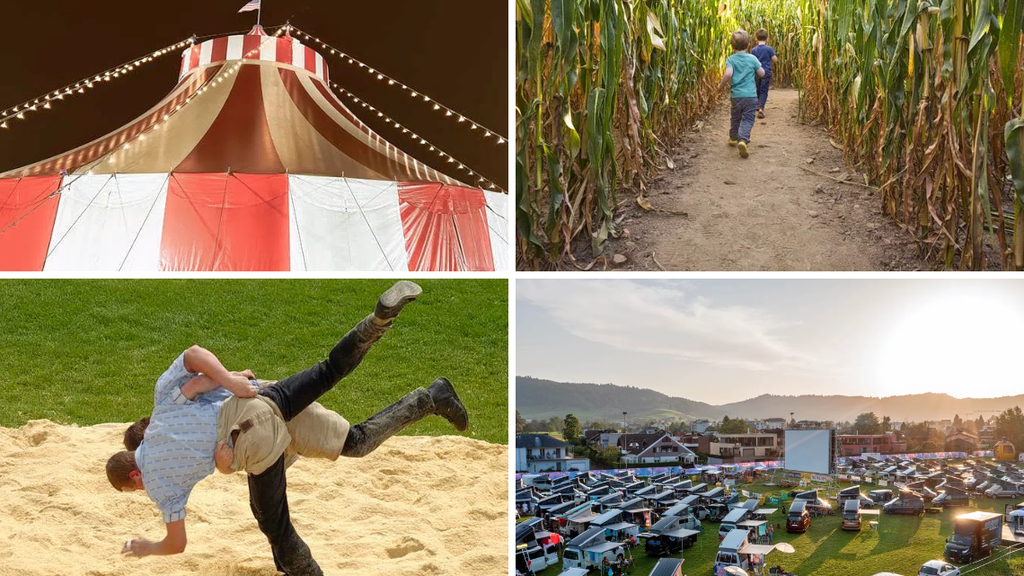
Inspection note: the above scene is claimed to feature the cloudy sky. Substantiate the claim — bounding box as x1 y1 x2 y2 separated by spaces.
517 279 1024 404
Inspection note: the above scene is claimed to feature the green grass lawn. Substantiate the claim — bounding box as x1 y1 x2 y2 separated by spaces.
530 478 1024 576
0 279 507 444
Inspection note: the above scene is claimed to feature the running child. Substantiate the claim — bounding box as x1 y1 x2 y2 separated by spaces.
717 29 764 159
751 29 778 118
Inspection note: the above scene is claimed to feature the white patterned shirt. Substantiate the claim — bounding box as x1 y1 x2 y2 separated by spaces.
134 353 232 523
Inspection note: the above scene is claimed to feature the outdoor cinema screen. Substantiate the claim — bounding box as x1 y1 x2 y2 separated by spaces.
784 429 833 475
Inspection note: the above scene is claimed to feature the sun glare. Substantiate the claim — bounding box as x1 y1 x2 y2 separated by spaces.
873 286 1023 399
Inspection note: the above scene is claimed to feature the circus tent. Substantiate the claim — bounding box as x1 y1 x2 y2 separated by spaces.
0 25 507 271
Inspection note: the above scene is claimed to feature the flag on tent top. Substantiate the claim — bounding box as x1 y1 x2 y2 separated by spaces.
238 0 260 13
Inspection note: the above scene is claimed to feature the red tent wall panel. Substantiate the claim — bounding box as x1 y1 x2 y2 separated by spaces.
211 37 229 63
188 45 201 71
275 38 292 64
397 183 494 271
175 66 285 174
303 46 317 75
0 176 62 271
242 34 261 59
161 173 290 271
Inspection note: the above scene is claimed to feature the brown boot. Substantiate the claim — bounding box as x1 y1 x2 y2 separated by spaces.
375 281 422 321
428 377 469 432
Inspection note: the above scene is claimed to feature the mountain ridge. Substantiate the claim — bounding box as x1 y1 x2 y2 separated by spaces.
516 377 1024 423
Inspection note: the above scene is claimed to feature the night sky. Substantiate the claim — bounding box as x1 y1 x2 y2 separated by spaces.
0 0 507 190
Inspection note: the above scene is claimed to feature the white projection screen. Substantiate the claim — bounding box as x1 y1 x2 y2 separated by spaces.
785 429 833 475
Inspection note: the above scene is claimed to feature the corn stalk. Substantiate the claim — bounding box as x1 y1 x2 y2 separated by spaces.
797 0 1024 269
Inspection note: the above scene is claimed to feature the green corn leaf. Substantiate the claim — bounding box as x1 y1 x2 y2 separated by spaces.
1006 118 1024 204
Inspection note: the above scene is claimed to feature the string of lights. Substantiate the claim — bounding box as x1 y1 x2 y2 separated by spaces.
98 26 289 173
329 80 504 193
0 38 194 129
3 24 500 191
288 25 505 146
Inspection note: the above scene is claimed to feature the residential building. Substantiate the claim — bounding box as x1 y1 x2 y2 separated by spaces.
673 433 703 453
838 433 907 456
691 419 712 433
618 432 697 465
515 434 590 473
979 425 997 449
793 420 833 430
700 433 778 462
946 431 979 453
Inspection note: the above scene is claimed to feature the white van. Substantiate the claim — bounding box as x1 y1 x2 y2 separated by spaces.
713 529 752 574
514 544 557 574
562 526 627 571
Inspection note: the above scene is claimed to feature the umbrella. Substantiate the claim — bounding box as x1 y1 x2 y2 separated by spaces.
773 542 795 571
723 567 749 576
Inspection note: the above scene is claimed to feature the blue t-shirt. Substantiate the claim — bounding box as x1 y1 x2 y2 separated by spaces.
751 44 777 76
726 52 762 99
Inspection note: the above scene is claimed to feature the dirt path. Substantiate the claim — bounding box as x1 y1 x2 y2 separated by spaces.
607 88 926 271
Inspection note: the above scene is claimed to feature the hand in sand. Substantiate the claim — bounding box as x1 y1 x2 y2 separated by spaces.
121 537 153 557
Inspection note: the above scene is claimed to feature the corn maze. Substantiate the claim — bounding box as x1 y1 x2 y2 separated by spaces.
515 0 1024 270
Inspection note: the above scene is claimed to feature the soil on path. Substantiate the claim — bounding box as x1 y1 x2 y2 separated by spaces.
604 88 927 271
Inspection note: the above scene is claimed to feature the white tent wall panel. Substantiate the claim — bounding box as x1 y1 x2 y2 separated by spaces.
483 190 509 271
227 36 244 60
260 39 277 63
292 40 306 70
287 175 410 271
199 40 213 67
43 173 169 271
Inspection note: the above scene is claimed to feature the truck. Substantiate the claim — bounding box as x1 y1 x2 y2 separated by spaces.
943 511 1003 564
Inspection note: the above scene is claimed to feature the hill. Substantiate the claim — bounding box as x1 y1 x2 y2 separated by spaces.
516 377 1024 424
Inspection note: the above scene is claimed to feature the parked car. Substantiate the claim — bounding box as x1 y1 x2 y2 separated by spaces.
695 503 729 522
918 560 961 576
792 489 833 515
884 492 925 515
869 490 894 506
841 499 862 531
514 544 558 575
786 501 811 533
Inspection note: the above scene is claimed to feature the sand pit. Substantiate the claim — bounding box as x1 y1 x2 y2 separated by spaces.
0 420 508 576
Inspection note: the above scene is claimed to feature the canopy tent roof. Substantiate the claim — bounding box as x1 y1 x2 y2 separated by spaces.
0 26 507 271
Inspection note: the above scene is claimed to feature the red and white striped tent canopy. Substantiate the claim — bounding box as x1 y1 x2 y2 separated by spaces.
0 26 507 271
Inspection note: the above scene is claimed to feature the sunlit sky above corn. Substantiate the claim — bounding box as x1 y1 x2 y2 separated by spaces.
517 280 1024 403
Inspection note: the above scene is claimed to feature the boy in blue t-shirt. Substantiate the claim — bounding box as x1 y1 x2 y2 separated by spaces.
717 29 764 158
751 28 779 118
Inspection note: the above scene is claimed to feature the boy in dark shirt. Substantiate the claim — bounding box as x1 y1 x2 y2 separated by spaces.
751 29 778 118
